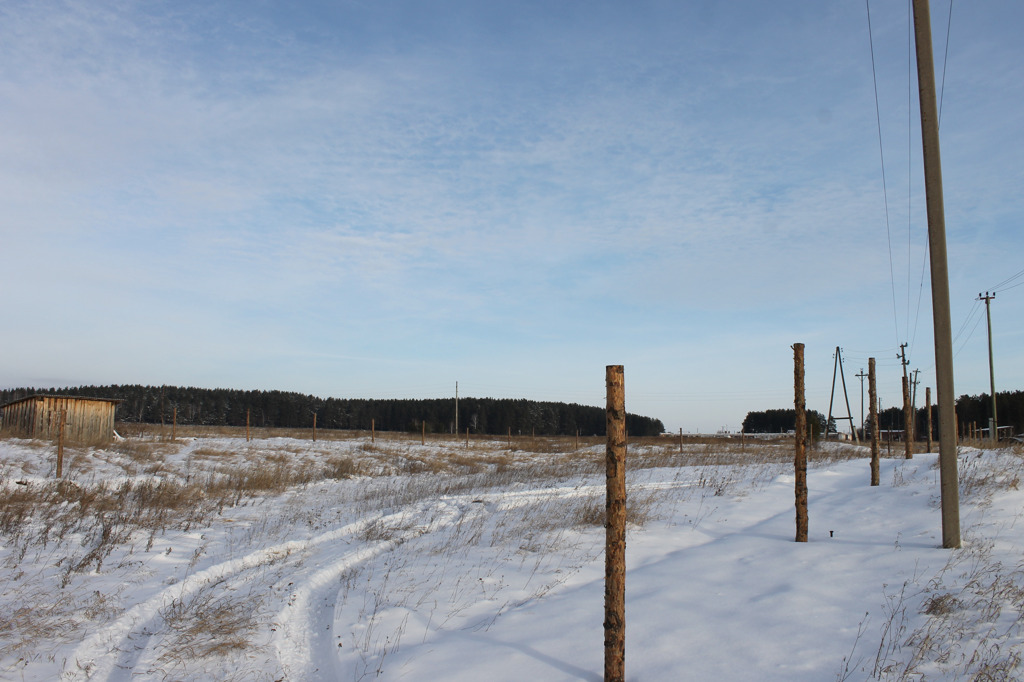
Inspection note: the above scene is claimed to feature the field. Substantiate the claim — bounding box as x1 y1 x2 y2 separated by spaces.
2 428 1024 681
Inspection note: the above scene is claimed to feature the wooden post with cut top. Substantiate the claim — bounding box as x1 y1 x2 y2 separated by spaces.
869 358 880 486
903 375 913 459
926 387 933 453
794 344 808 542
56 408 67 479
604 365 626 682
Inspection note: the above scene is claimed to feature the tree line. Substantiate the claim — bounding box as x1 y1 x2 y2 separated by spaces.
743 389 1024 441
741 409 827 438
0 385 666 437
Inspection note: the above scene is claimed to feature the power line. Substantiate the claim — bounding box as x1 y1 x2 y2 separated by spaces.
865 0 903 347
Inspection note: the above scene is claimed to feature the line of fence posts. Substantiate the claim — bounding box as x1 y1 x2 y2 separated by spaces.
793 343 808 543
604 364 626 682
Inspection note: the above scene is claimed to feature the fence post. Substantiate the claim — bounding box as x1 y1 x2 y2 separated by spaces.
313 412 317 443
246 409 250 442
869 358 880 486
371 418 375 444
172 407 177 441
794 344 808 542
926 387 933 453
604 365 626 682
422 420 425 446
56 408 67 479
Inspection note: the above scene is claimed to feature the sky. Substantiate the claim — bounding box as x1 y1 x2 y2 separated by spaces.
2 0 1022 433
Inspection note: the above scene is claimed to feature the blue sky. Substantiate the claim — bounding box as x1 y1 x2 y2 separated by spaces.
2 0 1022 433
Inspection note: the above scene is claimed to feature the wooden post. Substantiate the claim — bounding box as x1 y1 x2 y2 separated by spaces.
604 365 626 682
793 344 808 542
903 375 913 459
507 426 512 449
926 387 933 453
313 413 317 442
869 358 880 486
678 427 683 454
371 418 375 444
246 409 250 442
172 407 177 441
56 408 67 479
422 420 425 446
465 427 469 448
575 429 579 451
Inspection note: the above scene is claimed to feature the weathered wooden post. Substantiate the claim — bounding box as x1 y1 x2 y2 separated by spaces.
926 387 933 453
172 407 177 441
312 412 317 442
605 365 626 682
465 427 469 448
903 375 913 459
371 418 375 444
422 420 425 446
794 344 808 542
56 408 67 479
869 358 880 486
246 409 251 442
507 426 512 449
678 427 683 454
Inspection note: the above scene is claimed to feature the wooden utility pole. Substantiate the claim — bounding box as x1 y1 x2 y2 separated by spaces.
371 418 375 444
172 407 177 441
604 365 627 682
926 387 933 453
902 375 913 459
794 344 808 542
246 409 251 442
422 421 426 446
913 0 960 548
454 381 458 437
312 413 317 442
869 358 880 486
979 292 998 442
856 367 868 437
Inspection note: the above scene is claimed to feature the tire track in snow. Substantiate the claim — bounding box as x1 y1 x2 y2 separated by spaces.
272 499 467 680
62 513 386 681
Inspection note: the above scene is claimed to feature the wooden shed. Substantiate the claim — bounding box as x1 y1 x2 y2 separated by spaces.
0 395 120 445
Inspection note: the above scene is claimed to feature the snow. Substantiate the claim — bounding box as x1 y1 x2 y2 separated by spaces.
2 434 1023 681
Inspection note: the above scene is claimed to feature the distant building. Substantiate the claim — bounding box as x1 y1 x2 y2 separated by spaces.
0 395 120 445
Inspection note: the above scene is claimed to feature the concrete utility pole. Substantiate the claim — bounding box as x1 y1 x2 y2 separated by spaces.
978 292 998 442
913 0 960 548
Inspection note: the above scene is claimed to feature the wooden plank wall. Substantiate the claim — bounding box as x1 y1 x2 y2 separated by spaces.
0 397 117 445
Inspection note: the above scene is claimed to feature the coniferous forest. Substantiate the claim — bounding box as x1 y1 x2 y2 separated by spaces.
743 390 1024 440
0 385 665 437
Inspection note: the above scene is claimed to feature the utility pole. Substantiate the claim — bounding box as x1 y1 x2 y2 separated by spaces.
826 347 859 442
978 291 998 442
455 381 459 436
913 0 960 548
856 368 868 437
898 344 914 447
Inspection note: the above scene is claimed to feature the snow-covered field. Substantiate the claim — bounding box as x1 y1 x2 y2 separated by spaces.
2 430 1023 681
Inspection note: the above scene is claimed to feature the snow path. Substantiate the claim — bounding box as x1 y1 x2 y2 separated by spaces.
62 513 386 681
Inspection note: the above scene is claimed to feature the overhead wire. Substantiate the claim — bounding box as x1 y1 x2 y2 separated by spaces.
865 0 902 348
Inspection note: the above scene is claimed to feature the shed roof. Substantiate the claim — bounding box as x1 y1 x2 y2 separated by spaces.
1 394 123 409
